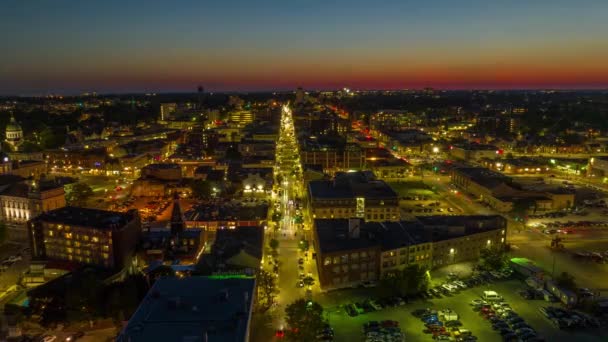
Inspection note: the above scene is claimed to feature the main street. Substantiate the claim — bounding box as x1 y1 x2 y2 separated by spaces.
259 104 311 340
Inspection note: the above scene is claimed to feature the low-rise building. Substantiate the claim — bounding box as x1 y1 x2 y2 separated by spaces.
308 171 399 222
451 167 574 212
28 207 141 270
118 276 256 342
313 215 507 290
450 143 502 161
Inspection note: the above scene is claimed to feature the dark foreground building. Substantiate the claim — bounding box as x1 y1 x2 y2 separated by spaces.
118 276 256 342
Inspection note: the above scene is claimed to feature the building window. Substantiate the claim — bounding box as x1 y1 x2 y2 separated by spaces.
324 257 331 266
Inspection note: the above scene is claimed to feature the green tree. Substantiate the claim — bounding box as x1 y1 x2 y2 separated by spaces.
302 276 315 287
298 239 309 252
190 179 213 199
65 182 94 206
554 272 577 291
479 247 508 271
256 270 277 311
511 198 535 222
269 238 279 250
380 264 430 296
285 299 325 342
272 212 283 223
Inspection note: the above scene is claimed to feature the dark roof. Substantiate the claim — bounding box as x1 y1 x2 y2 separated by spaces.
213 226 264 260
309 171 398 199
454 167 510 189
143 163 180 170
315 215 506 253
118 277 255 342
1 183 29 197
34 206 136 230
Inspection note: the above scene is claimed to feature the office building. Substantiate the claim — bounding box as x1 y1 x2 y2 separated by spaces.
313 215 506 290
307 171 399 222
28 207 141 269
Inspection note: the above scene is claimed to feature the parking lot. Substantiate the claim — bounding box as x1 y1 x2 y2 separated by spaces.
316 277 607 342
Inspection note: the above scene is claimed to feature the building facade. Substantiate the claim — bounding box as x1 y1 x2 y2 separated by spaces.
308 171 399 222
28 207 141 269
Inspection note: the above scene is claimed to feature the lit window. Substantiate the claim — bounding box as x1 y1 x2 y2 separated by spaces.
92 236 99 243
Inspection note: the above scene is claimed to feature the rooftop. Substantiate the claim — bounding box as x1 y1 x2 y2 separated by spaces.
118 277 255 342
315 215 506 253
34 206 136 230
309 171 398 199
143 163 181 170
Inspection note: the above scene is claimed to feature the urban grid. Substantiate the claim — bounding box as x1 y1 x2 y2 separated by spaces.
1 1 608 342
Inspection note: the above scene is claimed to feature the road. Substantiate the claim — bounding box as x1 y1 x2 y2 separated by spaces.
256 105 311 341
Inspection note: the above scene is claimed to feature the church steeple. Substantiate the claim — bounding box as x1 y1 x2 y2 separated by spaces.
170 192 185 236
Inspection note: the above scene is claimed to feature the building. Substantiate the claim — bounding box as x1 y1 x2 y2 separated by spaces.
451 167 574 212
450 143 502 161
5 115 23 151
229 110 255 126
118 276 255 342
197 226 264 274
308 171 399 222
313 215 507 290
300 143 365 173
141 163 182 181
160 103 177 121
28 207 141 269
0 176 66 240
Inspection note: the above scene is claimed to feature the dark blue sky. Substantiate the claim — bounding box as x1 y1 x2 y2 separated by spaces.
1 0 608 95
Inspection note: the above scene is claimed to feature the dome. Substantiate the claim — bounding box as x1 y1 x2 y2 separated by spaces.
6 116 22 133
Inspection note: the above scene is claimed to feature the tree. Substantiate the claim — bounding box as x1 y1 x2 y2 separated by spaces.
554 272 576 291
272 212 283 223
510 198 535 222
65 182 94 206
302 276 315 287
0 221 7 245
256 270 277 311
298 239 309 252
479 247 508 271
190 179 213 199
380 264 430 296
285 299 325 342
269 239 279 250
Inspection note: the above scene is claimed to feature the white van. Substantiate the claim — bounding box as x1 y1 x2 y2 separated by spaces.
482 290 502 301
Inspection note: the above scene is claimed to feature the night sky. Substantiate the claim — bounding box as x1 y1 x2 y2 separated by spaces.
1 0 608 95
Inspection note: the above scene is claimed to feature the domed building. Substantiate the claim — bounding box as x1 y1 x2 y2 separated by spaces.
5 115 23 151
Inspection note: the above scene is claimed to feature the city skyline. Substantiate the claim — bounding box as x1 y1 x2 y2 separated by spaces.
2 0 608 95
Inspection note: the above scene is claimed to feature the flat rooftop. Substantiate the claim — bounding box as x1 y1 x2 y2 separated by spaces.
118 277 255 342
309 171 398 199
315 215 506 253
34 206 135 230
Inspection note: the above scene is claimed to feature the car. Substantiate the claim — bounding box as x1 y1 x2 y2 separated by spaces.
469 299 488 305
445 320 462 327
511 322 532 330
298 258 304 264
345 304 358 317
433 335 451 341
502 332 518 342
41 336 57 342
363 321 380 333
65 332 85 341
368 299 382 311
492 322 509 330
297 281 304 288
430 288 442 297
516 328 536 336
275 329 285 339
356 279 377 288
412 308 434 318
